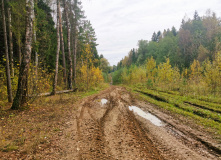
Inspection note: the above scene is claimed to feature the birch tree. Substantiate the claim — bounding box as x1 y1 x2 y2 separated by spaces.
58 0 67 87
51 0 60 95
11 0 34 109
73 0 78 87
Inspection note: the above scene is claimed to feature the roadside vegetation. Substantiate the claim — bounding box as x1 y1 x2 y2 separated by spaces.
0 0 111 109
112 10 221 137
0 83 108 158
116 54 221 136
0 0 111 157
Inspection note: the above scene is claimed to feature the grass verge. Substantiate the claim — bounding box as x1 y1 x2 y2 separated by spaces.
125 85 221 136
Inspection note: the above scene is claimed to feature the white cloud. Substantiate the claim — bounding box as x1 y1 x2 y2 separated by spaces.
82 0 221 66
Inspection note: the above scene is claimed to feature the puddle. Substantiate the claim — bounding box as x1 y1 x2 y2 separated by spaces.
129 106 163 126
101 99 108 105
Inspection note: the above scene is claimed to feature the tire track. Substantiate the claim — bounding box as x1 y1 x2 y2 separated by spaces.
62 86 219 159
76 86 164 159
76 94 113 159
102 89 163 160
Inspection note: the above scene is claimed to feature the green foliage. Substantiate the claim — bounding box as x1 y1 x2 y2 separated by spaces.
112 68 123 84
76 44 104 91
10 0 26 59
102 72 109 83
137 40 148 64
146 79 153 88
116 10 221 70
203 52 221 94
100 58 110 73
112 10 221 99
112 65 147 85
114 53 221 97
78 20 100 67
35 0 56 71
0 64 18 105
0 0 108 107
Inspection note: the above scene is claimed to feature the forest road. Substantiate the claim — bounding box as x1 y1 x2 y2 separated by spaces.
61 86 220 160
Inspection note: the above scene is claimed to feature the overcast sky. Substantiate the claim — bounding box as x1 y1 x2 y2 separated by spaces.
81 0 221 66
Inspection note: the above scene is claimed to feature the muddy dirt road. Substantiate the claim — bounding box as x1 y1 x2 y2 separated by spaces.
60 86 220 160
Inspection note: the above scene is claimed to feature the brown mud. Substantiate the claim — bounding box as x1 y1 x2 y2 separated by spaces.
61 86 220 160
2 86 219 159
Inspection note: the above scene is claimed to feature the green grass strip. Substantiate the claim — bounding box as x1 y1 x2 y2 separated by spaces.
135 88 221 123
134 90 221 134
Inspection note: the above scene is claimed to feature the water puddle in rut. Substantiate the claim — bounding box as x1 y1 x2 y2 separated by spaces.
101 99 108 105
129 106 163 126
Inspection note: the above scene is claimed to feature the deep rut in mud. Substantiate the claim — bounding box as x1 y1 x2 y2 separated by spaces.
62 86 220 160
75 87 163 160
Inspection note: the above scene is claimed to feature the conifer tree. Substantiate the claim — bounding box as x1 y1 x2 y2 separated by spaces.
151 32 157 42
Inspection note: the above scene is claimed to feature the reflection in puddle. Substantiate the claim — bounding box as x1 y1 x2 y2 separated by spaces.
101 99 108 105
129 106 163 126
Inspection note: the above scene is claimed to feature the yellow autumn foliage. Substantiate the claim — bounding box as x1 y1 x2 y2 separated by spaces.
190 59 202 83
77 44 104 90
146 56 157 82
27 63 54 95
121 66 146 84
157 58 181 90
78 64 103 90
203 52 221 93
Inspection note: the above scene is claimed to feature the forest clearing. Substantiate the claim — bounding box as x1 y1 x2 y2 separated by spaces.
1 0 221 159
0 86 220 159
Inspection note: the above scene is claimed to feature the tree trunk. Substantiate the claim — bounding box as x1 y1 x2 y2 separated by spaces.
11 0 34 109
2 0 13 102
64 0 72 90
58 1 67 87
87 58 89 91
51 0 60 95
7 0 14 77
73 0 78 87
18 35 22 66
73 32 77 87
33 11 38 92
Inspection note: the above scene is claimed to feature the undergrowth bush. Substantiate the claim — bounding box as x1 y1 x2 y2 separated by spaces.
113 52 221 97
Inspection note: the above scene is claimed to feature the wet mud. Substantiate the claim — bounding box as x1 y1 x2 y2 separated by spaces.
61 86 220 160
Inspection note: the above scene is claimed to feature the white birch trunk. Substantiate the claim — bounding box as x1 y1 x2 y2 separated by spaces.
11 0 34 109
58 1 67 87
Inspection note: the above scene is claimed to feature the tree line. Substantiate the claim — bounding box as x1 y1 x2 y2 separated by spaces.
115 10 221 70
0 0 107 109
112 10 221 96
